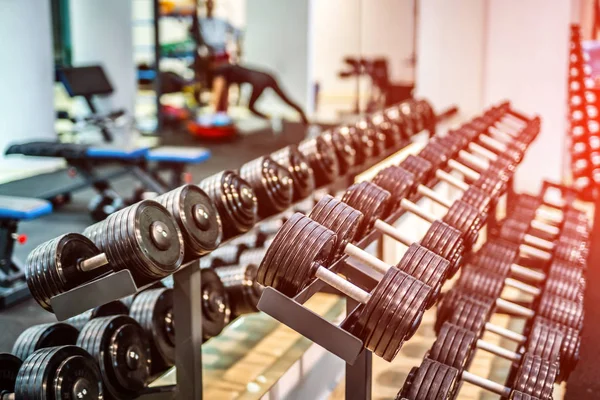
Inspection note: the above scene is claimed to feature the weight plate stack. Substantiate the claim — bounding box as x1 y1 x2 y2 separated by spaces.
372 166 417 215
13 346 103 400
77 315 151 399
0 353 22 395
201 268 232 341
83 199 185 285
298 136 341 186
25 233 109 311
11 322 80 361
129 288 175 374
355 119 386 156
271 145 316 201
399 155 433 184
341 181 391 237
154 184 222 259
322 128 357 174
370 110 404 149
199 170 258 239
215 263 263 316
239 156 294 218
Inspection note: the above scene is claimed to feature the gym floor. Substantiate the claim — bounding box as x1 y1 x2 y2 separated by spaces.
0 121 313 352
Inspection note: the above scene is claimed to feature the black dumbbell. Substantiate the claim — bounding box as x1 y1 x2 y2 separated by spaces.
472 240 585 302
271 145 315 201
372 166 487 248
320 127 357 174
341 182 465 275
129 288 175 375
512 193 589 229
437 294 580 381
199 170 258 239
239 156 294 218
354 118 387 156
0 353 21 396
368 109 405 148
329 125 375 166
11 322 79 362
66 300 130 330
153 184 222 260
309 195 450 302
201 267 231 341
431 322 565 381
298 136 340 186
215 262 263 316
401 155 506 212
256 213 432 361
450 267 583 330
399 354 557 399
494 218 587 266
83 199 185 285
25 233 111 311
77 315 151 399
6 346 103 400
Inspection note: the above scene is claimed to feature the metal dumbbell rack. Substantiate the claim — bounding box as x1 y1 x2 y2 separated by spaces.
257 180 515 399
41 137 440 399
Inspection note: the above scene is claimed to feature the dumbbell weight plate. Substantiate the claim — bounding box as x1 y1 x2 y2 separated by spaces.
384 273 434 361
379 273 432 361
298 136 340 186
271 145 316 201
154 185 222 258
239 156 294 218
396 244 449 306
420 221 465 277
129 288 175 369
322 128 357 173
364 268 413 356
372 166 416 215
442 201 486 248
0 353 21 394
399 358 459 400
200 268 231 341
370 111 404 148
511 353 558 400
14 346 103 400
309 195 363 260
199 170 258 238
26 233 109 311
77 315 151 399
215 263 263 316
341 181 391 236
284 217 339 297
399 155 433 184
349 268 406 354
257 213 309 289
11 322 80 361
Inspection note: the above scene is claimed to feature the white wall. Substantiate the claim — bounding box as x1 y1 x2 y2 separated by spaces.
244 0 314 114
415 0 487 117
417 0 575 191
483 0 573 192
0 0 56 170
312 0 415 100
70 0 136 122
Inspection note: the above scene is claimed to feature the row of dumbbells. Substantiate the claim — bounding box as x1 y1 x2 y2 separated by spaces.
24 99 436 313
399 193 589 399
1 276 216 400
255 104 541 362
568 24 600 199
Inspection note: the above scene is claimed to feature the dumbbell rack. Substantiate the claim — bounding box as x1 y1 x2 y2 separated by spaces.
258 179 516 399
42 136 452 399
